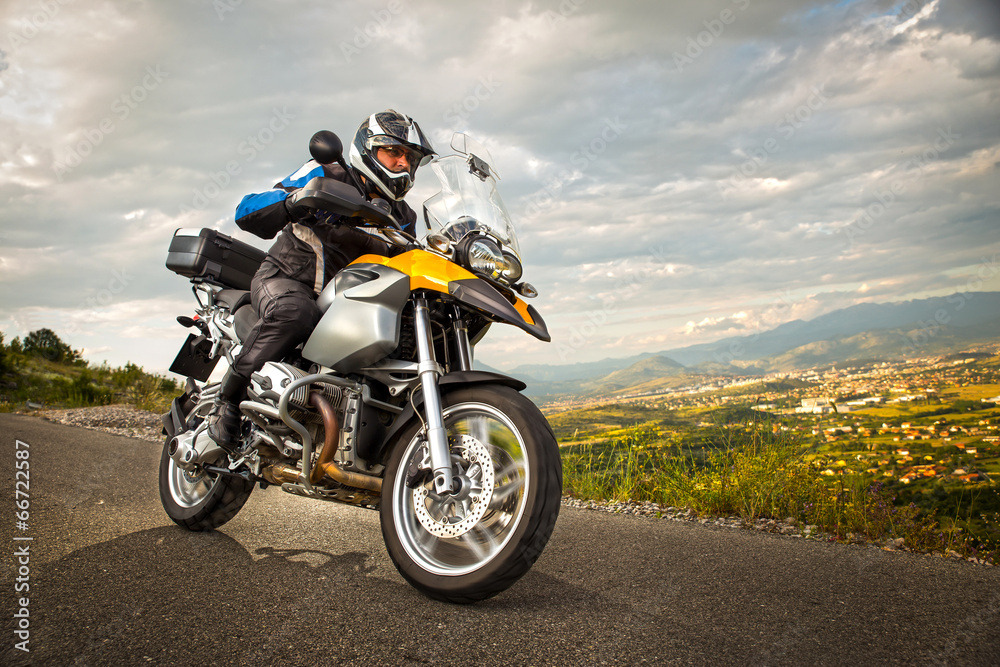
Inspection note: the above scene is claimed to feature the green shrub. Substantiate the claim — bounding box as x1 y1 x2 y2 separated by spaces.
0 330 178 413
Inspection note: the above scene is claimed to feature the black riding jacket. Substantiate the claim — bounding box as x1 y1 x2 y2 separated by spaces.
235 162 417 295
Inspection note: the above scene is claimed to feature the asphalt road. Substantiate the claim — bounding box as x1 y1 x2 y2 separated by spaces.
1 413 998 666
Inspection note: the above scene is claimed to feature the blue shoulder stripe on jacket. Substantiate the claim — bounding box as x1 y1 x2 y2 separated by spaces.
281 161 325 188
235 161 325 221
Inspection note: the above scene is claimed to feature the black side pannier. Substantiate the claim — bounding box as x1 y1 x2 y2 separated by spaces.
166 228 266 290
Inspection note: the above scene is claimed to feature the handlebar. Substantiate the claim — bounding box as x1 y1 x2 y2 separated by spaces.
288 177 403 231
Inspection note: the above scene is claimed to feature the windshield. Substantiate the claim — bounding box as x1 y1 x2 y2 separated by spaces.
422 134 520 259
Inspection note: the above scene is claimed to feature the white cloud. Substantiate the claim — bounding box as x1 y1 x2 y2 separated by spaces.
0 0 998 374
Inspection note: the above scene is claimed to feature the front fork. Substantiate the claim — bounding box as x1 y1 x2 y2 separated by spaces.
412 297 473 495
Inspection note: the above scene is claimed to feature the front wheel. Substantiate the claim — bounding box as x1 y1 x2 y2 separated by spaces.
380 384 562 603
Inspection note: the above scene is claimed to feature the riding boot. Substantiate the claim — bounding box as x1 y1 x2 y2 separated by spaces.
206 369 250 454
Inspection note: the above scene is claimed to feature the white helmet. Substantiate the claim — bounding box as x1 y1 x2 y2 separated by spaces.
348 109 436 200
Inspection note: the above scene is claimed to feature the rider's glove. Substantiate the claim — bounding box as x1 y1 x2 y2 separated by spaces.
283 192 303 218
283 192 308 220
285 191 336 225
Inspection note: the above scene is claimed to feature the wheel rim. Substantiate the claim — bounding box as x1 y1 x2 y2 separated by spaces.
166 401 222 509
392 402 530 576
167 454 219 508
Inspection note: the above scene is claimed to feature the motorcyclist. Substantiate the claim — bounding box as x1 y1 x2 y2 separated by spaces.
206 109 436 453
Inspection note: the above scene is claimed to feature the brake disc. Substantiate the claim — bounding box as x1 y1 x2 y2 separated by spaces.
411 434 495 538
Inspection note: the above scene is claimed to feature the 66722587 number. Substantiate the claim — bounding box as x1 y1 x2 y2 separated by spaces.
15 440 30 527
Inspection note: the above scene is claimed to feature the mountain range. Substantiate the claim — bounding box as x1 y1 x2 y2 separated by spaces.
482 292 1000 401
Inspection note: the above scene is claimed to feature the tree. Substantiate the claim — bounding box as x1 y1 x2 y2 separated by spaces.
22 328 82 364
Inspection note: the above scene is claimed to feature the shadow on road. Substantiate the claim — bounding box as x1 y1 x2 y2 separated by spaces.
9 525 625 666
9 526 401 665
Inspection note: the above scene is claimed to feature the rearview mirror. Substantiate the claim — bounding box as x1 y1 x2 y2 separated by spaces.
309 131 344 165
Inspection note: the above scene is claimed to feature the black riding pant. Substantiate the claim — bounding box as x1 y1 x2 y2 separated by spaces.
232 263 323 379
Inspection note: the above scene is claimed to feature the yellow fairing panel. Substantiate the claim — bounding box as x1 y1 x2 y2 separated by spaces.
353 250 476 294
352 250 544 337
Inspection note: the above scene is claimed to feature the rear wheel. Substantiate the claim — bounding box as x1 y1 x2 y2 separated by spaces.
381 384 562 603
158 396 254 531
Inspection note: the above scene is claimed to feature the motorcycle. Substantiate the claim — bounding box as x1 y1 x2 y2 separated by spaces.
160 131 562 603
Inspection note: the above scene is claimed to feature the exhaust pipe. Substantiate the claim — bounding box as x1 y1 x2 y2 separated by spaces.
308 391 382 493
261 392 381 492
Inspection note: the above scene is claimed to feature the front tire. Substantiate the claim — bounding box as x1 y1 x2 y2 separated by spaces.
380 384 562 603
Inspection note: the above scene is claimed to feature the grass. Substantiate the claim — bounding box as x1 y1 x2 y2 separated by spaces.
0 356 179 414
561 422 999 565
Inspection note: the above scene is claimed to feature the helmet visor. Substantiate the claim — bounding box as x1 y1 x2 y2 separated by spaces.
370 142 425 178
368 135 434 168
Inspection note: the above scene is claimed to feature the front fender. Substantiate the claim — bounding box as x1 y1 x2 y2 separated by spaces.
367 371 527 463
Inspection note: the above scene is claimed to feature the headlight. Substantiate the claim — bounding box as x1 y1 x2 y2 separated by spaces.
461 236 504 280
501 251 522 283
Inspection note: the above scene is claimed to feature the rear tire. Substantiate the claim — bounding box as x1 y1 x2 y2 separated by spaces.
380 384 562 603
158 399 254 531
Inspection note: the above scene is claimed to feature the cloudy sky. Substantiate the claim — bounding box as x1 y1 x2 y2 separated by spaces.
1 0 999 376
